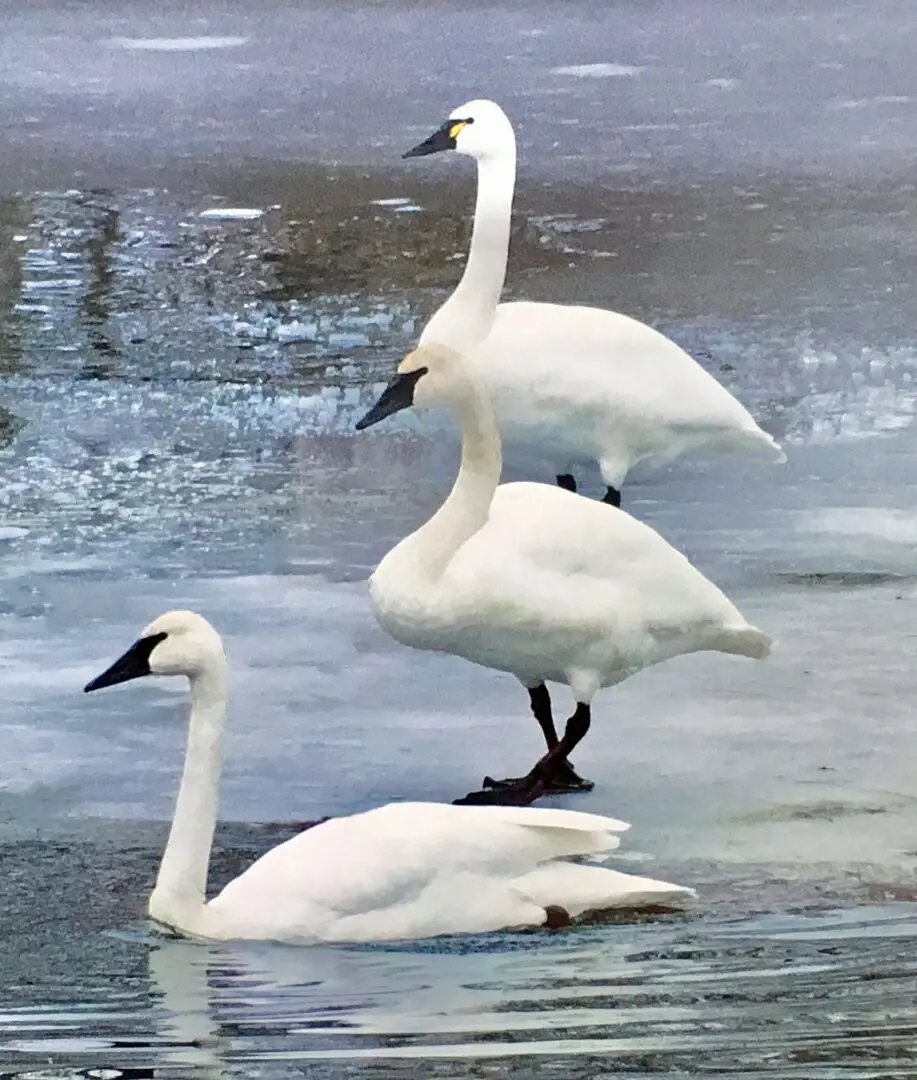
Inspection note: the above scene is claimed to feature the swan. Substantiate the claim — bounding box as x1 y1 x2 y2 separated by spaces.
403 99 785 506
83 610 693 943
356 344 772 805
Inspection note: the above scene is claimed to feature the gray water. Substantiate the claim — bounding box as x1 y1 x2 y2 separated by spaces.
3 0 917 1076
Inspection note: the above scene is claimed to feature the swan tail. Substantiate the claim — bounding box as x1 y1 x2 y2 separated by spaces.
745 426 787 463
515 863 695 919
715 622 773 660
499 806 630 860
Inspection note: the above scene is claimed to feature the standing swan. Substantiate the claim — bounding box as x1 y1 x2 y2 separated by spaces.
357 345 772 805
404 99 785 506
83 611 692 942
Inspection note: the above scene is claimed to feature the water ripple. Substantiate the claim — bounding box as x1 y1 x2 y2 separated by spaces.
1 905 916 1076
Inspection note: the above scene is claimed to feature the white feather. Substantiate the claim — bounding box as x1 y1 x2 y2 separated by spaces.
209 802 692 942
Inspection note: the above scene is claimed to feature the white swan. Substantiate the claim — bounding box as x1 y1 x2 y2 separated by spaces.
404 99 785 505
83 610 693 943
357 344 772 805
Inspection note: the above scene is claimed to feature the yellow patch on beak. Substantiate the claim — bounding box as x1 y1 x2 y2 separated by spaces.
448 121 467 140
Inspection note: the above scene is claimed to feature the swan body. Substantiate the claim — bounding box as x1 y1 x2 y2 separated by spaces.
83 611 692 944
373 478 769 689
405 100 785 499
356 345 772 803
208 802 692 942
469 301 784 489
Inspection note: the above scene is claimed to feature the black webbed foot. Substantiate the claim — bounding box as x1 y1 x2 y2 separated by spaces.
481 758 594 794
453 774 547 806
454 757 594 806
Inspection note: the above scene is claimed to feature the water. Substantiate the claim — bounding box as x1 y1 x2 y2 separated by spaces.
5 900 917 1077
3 0 917 1074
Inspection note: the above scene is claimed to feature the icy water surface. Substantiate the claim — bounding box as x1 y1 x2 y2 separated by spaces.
3 0 917 1075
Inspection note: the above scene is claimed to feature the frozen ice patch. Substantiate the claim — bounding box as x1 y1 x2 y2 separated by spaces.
800 508 917 547
552 63 645 78
108 36 248 51
274 320 318 344
372 198 423 213
832 96 912 110
618 123 681 132
704 78 740 90
198 207 264 221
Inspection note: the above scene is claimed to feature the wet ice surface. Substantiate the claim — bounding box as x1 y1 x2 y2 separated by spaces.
5 431 917 845
3 0 917 1074
2 189 917 1077
5 0 917 187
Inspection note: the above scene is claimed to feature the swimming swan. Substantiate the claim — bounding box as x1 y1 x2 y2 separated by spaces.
357 344 772 805
83 610 693 942
404 99 785 506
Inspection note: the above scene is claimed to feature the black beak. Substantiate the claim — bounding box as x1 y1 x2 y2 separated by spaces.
355 368 428 430
403 121 457 159
84 632 168 693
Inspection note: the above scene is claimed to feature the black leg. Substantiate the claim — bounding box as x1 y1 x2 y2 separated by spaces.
529 683 558 749
480 684 593 794
559 473 620 507
546 703 591 768
456 702 595 806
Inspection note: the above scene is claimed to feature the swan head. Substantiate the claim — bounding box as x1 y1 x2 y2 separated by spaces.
83 610 225 692
403 99 514 162
355 345 467 429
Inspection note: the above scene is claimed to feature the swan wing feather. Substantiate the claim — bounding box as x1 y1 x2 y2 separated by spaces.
206 803 630 938
480 301 773 434
447 484 755 642
469 302 784 482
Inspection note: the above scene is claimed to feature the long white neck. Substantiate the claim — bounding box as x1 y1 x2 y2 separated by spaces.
421 146 516 350
385 384 503 583
148 662 228 934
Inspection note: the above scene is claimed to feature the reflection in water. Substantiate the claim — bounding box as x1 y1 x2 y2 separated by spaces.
8 905 917 1076
266 200 574 302
0 189 434 389
0 828 911 1076
150 940 226 1077
80 194 121 372
0 196 26 378
0 403 23 448
144 909 917 1074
